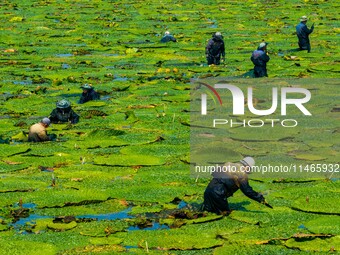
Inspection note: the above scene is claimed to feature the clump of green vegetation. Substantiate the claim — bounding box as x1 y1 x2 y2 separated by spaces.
0 0 338 254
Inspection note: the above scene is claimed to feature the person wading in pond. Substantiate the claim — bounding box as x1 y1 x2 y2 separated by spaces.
28 118 54 142
160 31 177 43
251 42 270 78
49 99 79 124
202 157 272 215
205 32 225 65
78 83 100 104
296 15 314 53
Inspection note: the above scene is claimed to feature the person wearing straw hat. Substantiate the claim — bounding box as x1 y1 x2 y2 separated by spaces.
205 32 225 65
28 118 53 142
202 157 271 215
296 15 314 53
79 83 100 104
251 42 270 78
49 99 79 124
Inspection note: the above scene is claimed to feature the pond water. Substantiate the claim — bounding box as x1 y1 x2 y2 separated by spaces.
113 76 131 81
298 224 308 230
177 200 188 209
77 207 133 221
55 53 73 57
11 214 51 231
6 80 33 85
207 19 218 28
125 245 139 249
127 222 169 231
61 63 71 69
100 95 112 100
0 115 12 119
57 93 80 98
14 203 37 209
9 205 170 234
64 43 87 47
102 53 120 57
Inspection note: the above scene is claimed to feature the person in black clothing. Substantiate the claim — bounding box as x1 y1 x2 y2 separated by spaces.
79 84 100 104
202 157 271 215
205 32 225 65
296 16 314 53
49 99 79 124
251 42 270 78
160 31 177 43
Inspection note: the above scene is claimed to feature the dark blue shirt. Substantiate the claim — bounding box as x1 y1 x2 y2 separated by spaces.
296 22 314 48
79 89 100 104
160 35 176 43
251 49 269 67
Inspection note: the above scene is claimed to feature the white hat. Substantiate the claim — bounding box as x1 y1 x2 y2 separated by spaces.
240 157 255 168
165 31 170 35
41 117 51 126
300 16 308 22
259 42 268 49
215 32 222 37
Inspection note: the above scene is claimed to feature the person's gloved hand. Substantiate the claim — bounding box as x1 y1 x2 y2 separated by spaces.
49 134 57 141
261 200 273 209
311 23 315 29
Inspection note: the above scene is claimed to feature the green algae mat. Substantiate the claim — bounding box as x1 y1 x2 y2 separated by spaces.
0 0 339 254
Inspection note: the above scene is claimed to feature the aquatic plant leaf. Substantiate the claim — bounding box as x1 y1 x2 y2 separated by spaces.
61 244 126 254
185 214 223 225
89 236 123 245
11 132 28 142
108 184 192 203
0 224 9 231
47 221 77 231
0 161 30 173
306 142 334 148
87 128 125 138
38 200 128 221
78 219 129 238
191 143 241 164
304 216 340 235
214 243 309 255
70 138 129 149
120 144 188 158
275 184 340 214
118 228 223 250
130 205 163 215
229 127 299 141
94 154 165 166
13 188 110 208
0 240 57 255
229 211 261 225
0 144 30 157
9 16 24 22
0 178 45 194
285 236 339 252
79 101 107 107
294 154 328 161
